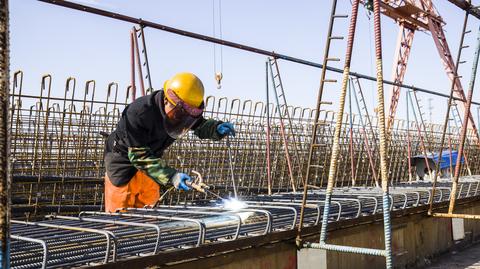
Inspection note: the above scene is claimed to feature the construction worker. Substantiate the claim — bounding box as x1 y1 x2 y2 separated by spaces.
103 72 235 212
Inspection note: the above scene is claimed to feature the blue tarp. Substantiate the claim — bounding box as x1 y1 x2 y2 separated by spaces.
411 150 464 170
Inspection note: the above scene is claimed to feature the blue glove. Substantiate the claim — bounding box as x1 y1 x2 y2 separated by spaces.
217 122 236 137
171 173 192 191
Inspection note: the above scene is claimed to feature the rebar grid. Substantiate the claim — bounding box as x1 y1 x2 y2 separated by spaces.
9 179 480 268
8 71 480 214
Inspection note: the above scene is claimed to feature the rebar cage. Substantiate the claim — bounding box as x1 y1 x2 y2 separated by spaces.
9 71 480 217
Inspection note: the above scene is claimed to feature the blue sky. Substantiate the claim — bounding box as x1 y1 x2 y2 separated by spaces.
10 0 480 124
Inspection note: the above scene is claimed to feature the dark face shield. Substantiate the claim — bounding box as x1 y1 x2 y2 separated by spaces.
162 89 204 138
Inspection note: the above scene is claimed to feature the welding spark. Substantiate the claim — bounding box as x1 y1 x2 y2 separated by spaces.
223 198 247 211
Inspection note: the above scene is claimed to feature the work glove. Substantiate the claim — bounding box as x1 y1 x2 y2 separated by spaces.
216 122 236 137
171 173 192 191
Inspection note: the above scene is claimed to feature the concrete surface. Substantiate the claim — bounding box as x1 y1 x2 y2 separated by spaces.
426 243 480 269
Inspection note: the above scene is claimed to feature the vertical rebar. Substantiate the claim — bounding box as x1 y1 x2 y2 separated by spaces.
348 80 356 185
319 0 359 243
130 31 136 101
448 119 454 180
139 25 153 91
373 0 393 267
132 27 145 96
351 78 378 186
407 91 432 178
297 0 341 240
449 23 480 214
268 61 296 193
406 91 413 182
0 0 9 267
270 58 304 187
429 12 469 215
265 61 272 195
225 136 238 199
477 107 480 130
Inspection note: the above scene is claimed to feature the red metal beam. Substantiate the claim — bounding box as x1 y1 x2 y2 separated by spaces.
387 24 415 132
382 0 479 140
446 0 480 19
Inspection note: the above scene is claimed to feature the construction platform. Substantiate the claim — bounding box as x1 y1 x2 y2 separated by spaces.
9 178 480 269
4 72 480 268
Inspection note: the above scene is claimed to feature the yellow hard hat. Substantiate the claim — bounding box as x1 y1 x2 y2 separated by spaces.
163 73 205 108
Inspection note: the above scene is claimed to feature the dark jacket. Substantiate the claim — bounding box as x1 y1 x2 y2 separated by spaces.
105 90 223 186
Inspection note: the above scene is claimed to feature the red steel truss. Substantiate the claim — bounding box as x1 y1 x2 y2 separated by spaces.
381 0 479 140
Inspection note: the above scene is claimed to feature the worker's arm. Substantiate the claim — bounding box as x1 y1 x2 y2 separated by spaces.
124 105 177 186
192 118 235 140
128 147 177 186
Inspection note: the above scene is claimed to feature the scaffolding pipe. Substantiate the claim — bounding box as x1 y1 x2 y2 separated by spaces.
296 0 341 242
304 0 396 264
348 82 356 185
130 30 136 101
407 91 432 177
139 26 153 91
265 61 272 195
448 23 480 214
351 78 378 186
406 91 413 182
318 0 360 244
37 0 480 106
132 27 145 97
268 59 296 192
429 11 470 215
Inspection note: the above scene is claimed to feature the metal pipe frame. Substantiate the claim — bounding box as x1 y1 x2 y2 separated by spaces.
10 234 48 269
10 71 480 212
81 211 207 247
303 0 393 266
50 214 162 255
431 21 480 219
158 205 274 235
36 0 480 106
123 208 243 240
11 219 117 264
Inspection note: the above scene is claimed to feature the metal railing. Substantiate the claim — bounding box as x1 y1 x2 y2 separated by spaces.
8 180 480 268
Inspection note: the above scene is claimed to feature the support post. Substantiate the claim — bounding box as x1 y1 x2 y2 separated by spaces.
429 11 469 215
448 23 480 214
0 0 10 267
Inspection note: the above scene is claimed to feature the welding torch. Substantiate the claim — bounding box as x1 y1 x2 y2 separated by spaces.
187 171 224 200
155 170 222 207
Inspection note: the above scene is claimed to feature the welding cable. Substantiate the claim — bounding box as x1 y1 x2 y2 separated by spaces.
154 186 175 207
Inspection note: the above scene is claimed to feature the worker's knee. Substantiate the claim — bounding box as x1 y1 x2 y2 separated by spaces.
104 171 160 212
135 171 160 207
104 174 132 212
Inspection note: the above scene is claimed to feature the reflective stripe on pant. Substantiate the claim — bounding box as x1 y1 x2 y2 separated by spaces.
104 170 160 213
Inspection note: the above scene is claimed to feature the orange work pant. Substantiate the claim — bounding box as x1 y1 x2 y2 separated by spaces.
104 170 160 213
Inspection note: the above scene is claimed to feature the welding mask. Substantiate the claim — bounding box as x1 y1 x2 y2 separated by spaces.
161 88 204 138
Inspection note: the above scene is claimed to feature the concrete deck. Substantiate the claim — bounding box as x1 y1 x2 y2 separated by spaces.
426 243 480 269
